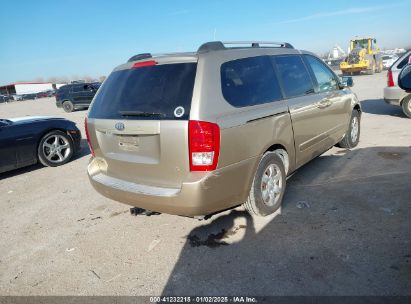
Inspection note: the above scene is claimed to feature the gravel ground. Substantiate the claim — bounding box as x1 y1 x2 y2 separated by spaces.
0 72 410 296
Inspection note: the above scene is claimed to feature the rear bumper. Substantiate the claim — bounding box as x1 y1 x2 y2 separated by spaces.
383 87 402 106
87 156 259 216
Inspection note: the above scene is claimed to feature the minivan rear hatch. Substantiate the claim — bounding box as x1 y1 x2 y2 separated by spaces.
87 59 197 188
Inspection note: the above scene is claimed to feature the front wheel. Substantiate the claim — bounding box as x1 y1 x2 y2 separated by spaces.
38 130 74 167
336 110 361 148
244 152 286 217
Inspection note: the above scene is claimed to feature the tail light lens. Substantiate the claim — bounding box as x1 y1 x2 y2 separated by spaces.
84 117 95 157
387 69 395 87
189 120 220 171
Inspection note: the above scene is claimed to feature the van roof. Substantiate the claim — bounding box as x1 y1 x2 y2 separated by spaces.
126 41 295 62
116 41 308 72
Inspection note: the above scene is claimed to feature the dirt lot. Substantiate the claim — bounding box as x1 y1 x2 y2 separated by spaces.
0 72 410 296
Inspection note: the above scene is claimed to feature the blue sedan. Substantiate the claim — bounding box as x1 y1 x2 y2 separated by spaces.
0 116 81 174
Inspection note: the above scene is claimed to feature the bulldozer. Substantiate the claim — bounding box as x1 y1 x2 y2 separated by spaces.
340 37 383 75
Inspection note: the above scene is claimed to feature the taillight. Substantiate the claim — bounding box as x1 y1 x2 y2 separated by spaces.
387 69 395 87
188 120 220 171
132 60 157 69
84 117 95 157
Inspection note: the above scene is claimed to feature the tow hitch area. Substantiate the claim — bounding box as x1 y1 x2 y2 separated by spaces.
130 207 161 216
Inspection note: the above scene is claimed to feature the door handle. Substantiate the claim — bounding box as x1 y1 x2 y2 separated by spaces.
317 98 332 109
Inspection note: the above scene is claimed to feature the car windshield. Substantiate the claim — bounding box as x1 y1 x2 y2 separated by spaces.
88 62 197 120
0 119 12 125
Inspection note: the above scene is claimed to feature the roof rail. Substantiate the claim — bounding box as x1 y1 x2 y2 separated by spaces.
197 41 294 53
127 53 152 62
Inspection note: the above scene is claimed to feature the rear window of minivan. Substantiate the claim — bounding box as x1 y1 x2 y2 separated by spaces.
88 63 197 120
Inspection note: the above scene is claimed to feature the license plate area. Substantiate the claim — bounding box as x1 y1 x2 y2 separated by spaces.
117 135 140 151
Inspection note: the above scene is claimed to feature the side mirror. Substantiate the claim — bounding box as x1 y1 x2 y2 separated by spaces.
340 76 354 88
398 64 411 92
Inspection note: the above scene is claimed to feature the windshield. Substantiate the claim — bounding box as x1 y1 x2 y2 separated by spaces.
0 119 12 125
352 39 368 49
88 63 197 120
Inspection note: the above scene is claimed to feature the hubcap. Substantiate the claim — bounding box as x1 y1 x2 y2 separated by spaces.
260 164 283 207
42 135 71 163
351 116 359 142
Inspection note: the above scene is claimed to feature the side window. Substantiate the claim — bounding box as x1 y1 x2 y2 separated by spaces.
221 56 283 107
397 53 411 69
71 85 84 93
304 55 338 92
273 55 314 98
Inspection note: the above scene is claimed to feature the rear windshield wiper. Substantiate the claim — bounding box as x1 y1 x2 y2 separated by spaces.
118 110 166 118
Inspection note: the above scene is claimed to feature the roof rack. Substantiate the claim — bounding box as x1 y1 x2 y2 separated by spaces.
198 41 294 53
127 53 152 62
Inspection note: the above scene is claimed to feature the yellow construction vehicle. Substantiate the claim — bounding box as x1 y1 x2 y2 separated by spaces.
340 37 383 75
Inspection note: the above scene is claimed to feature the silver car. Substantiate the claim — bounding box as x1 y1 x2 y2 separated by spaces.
383 50 411 117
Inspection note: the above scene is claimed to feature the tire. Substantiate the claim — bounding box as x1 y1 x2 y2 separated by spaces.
401 95 411 118
244 152 286 217
38 130 74 167
62 100 74 113
368 62 376 75
336 110 361 148
376 61 383 73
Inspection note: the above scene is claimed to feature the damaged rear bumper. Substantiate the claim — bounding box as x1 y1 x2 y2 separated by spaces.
87 156 258 216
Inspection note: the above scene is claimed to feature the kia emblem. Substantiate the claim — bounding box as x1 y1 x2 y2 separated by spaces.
115 122 125 131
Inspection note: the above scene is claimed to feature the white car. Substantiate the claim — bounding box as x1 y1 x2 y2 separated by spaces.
382 54 399 70
384 50 411 118
12 94 23 101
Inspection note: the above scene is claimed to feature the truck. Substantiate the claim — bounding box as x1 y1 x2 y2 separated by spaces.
340 37 383 75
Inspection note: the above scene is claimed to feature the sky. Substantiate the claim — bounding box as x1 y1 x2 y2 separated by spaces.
0 0 410 85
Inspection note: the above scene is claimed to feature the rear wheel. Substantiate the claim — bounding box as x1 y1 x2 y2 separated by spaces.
401 95 411 118
368 61 376 75
376 61 383 73
38 130 74 167
62 100 74 113
336 110 361 148
244 152 286 217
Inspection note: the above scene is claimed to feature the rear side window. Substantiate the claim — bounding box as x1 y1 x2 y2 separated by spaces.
221 56 282 107
58 86 69 92
396 52 411 70
273 55 314 98
71 85 84 93
88 63 197 120
304 55 338 92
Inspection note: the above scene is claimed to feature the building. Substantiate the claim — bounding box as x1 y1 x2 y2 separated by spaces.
0 82 66 95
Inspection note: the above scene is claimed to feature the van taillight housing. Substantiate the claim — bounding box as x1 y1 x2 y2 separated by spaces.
387 69 395 87
84 117 95 157
189 120 220 171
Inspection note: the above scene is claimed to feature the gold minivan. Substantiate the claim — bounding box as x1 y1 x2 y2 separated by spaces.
86 41 361 217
